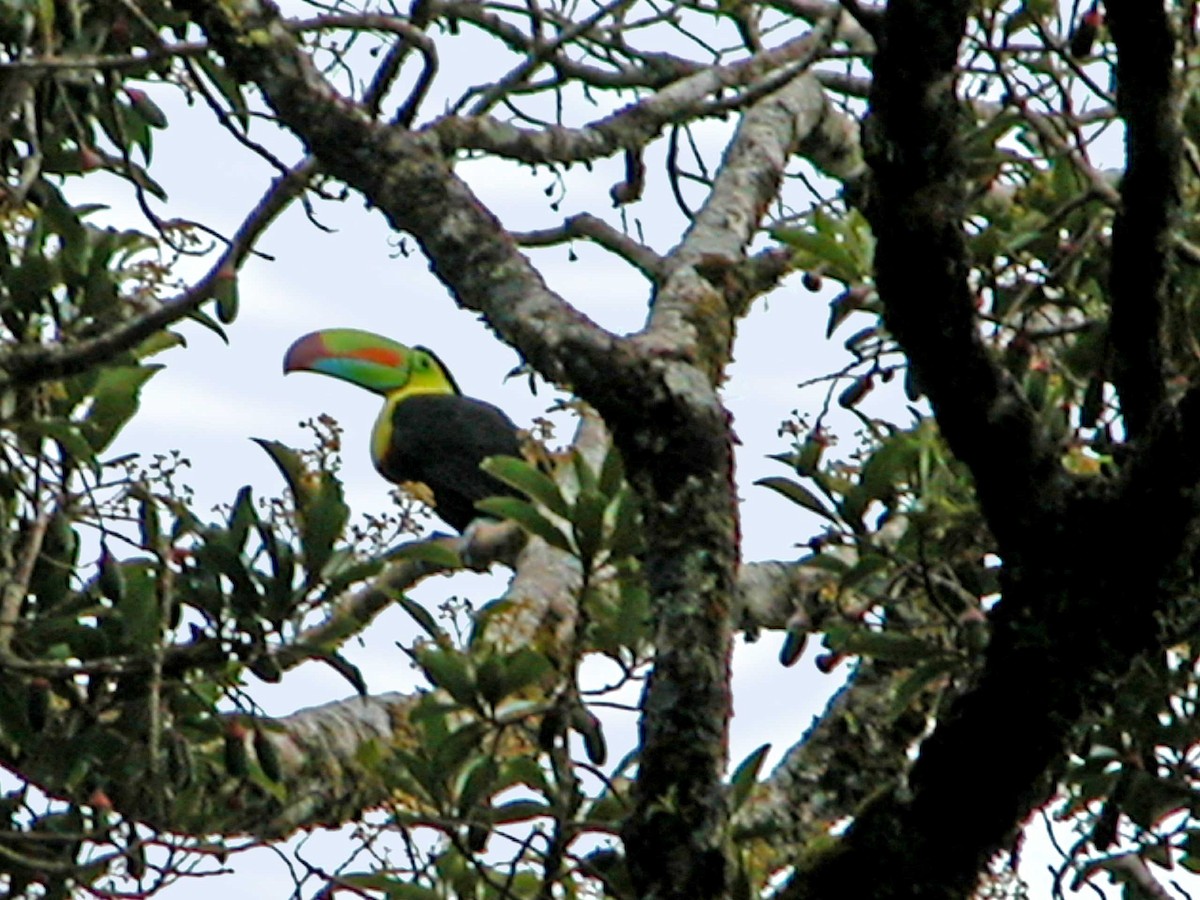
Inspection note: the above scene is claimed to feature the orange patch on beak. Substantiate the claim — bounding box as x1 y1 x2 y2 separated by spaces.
353 346 405 367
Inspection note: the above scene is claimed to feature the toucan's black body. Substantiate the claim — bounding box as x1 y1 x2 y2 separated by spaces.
283 328 525 533
379 393 523 532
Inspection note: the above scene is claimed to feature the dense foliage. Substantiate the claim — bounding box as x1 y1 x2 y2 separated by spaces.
0 0 1196 898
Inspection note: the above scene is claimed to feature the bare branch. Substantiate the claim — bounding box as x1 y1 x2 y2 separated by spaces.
462 0 637 116
766 0 877 51
434 0 705 91
646 67 848 371
0 43 207 73
514 214 668 280
430 27 836 164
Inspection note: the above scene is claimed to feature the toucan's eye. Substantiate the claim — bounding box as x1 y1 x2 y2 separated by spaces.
416 356 429 370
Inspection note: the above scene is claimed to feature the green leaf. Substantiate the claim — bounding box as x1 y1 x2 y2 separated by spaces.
34 421 96 468
475 655 507 707
227 485 256 553
774 436 826 476
315 650 368 695
194 535 258 617
435 847 478 898
728 743 771 812
598 444 626 499
300 472 349 580
487 799 553 824
859 433 919 500
340 874 441 900
1061 325 1108 379
498 648 552 696
408 697 461 728
497 755 553 798
80 365 161 453
457 756 499 815
773 226 856 284
9 252 55 312
224 727 249 778
481 455 569 518
195 56 251 130
773 209 874 284
584 786 628 826
570 704 606 766
319 553 382 598
97 544 125 602
130 489 160 552
133 330 186 360
253 728 283 782
572 488 609 567
212 268 238 324
125 157 168 199
607 486 643 558
393 593 447 641
1181 831 1200 872
475 647 551 708
433 721 488 775
836 485 869 529
257 525 297 627
1121 770 1194 831
475 497 573 553
253 438 311 505
185 307 229 343
415 646 477 706
754 476 839 523
572 449 599 496
612 577 650 650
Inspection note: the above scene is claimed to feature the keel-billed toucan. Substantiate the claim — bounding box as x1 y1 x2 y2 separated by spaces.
283 328 522 532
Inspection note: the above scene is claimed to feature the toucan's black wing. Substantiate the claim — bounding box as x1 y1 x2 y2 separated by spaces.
382 393 523 531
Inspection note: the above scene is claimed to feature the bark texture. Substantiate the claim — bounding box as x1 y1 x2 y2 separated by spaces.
782 3 1199 897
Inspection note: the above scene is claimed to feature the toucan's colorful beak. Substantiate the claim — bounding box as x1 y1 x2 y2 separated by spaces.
283 328 414 394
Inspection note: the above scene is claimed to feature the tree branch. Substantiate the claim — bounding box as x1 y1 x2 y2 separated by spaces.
859 1 1063 552
428 27 835 166
781 6 1200 898
514 214 668 280
1105 1 1181 438
779 3 1089 896
433 0 704 91
0 158 316 386
0 42 207 73
735 658 930 861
